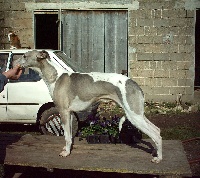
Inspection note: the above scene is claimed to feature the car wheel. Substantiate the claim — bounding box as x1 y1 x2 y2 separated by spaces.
39 107 78 137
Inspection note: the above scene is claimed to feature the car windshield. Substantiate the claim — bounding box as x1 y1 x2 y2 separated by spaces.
54 51 84 73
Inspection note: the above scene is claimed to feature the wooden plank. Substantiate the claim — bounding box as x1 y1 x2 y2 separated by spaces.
105 11 116 73
0 134 192 177
105 11 128 74
91 11 104 72
62 10 128 74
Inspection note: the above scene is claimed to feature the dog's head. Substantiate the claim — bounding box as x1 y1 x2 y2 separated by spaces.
13 50 50 69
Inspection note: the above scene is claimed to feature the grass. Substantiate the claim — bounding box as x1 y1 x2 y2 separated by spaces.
161 126 200 140
142 126 200 140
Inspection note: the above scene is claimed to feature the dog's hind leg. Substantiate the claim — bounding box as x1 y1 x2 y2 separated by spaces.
59 110 72 157
126 112 162 163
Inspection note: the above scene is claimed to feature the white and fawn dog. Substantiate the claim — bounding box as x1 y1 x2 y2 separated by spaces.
8 31 21 49
13 50 162 163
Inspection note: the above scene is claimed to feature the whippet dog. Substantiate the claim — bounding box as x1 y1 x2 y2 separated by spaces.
13 50 162 163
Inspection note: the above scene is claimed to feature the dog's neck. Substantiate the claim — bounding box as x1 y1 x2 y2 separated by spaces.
32 59 58 84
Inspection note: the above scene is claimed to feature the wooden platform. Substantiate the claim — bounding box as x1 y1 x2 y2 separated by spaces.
0 133 192 177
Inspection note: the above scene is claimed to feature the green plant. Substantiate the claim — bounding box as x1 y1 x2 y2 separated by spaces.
79 116 120 138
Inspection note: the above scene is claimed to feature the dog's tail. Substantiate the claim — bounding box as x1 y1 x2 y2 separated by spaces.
119 116 126 132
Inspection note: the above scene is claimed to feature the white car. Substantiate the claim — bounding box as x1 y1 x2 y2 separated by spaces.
0 49 96 136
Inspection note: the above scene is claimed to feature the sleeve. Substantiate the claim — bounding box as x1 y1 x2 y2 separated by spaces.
0 74 8 93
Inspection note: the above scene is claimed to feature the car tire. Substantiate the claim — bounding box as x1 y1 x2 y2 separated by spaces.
39 107 78 137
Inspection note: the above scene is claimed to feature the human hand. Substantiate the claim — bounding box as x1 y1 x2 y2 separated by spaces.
2 65 23 80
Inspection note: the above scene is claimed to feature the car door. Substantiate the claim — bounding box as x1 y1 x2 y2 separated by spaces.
0 52 11 121
6 52 52 122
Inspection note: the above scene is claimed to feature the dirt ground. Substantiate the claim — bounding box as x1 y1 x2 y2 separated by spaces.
148 112 200 177
0 111 199 177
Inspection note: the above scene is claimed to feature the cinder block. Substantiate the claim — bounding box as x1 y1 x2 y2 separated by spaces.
153 19 170 27
131 69 154 78
129 35 137 44
128 53 136 61
137 53 153 61
170 87 186 95
179 44 194 53
10 3 25 11
185 36 193 44
178 79 193 87
162 61 177 70
154 70 170 78
136 9 152 19
10 11 32 19
170 69 193 79
169 53 184 61
177 61 193 70
162 78 178 87
173 36 186 44
179 27 193 36
144 94 176 103
186 10 194 18
137 35 154 44
145 78 162 87
129 26 144 36
137 19 153 27
162 9 186 19
167 44 179 53
149 61 162 69
141 44 154 53
153 36 163 44
144 26 157 36
152 9 162 19
13 19 32 28
153 87 170 95
169 18 193 27
135 61 150 70
181 94 193 102
153 53 170 61
140 86 154 95
185 87 194 95
0 12 4 19
134 44 147 53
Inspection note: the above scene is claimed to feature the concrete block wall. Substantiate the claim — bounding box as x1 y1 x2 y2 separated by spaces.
0 0 34 49
0 0 197 102
129 0 195 102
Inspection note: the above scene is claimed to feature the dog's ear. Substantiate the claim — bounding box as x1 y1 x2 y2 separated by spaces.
36 50 50 61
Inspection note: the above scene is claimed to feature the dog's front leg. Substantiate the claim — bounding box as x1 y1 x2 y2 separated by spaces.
59 111 72 157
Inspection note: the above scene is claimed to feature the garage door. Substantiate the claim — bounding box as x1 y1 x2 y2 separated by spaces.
62 10 128 74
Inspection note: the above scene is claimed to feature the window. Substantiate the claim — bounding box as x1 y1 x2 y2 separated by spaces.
10 54 41 82
0 53 9 73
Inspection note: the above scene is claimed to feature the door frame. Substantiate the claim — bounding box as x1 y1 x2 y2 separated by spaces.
34 10 60 50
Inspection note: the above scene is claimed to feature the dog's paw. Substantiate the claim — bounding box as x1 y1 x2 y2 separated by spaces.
151 157 162 163
59 150 70 157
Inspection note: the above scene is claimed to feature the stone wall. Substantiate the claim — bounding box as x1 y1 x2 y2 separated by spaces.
0 0 198 102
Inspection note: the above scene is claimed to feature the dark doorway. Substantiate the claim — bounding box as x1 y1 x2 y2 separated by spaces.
195 10 200 88
35 14 58 50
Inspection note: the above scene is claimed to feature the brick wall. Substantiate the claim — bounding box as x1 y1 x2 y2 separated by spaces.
129 0 195 102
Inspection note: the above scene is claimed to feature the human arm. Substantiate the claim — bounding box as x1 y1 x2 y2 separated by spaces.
0 66 22 92
0 74 8 92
